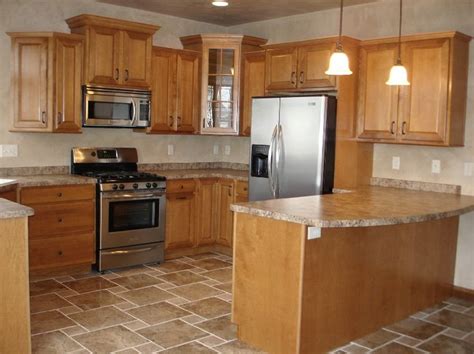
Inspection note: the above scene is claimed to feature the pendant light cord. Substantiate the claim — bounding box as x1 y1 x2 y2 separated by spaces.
337 0 344 50
397 0 403 63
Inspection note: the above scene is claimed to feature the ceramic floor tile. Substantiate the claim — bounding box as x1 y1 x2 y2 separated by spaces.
189 258 232 271
126 301 191 325
426 309 474 332
371 342 423 353
213 282 232 294
66 290 125 310
58 305 82 315
160 341 217 353
112 265 153 277
137 319 207 348
353 328 400 349
465 307 474 317
444 327 469 339
73 325 147 353
159 271 208 286
115 349 140 354
123 319 149 331
61 325 88 336
30 280 67 296
31 331 82 354
110 273 163 290
30 293 72 314
395 336 422 347
68 305 135 331
445 297 474 308
198 334 227 347
420 302 448 314
180 297 231 319
31 310 76 335
340 343 369 353
195 314 237 341
385 317 445 340
464 332 474 344
202 268 232 283
63 277 117 294
152 261 195 274
418 334 474 353
214 339 266 353
185 253 220 261
118 286 175 306
169 283 224 301
181 314 207 324
133 341 164 353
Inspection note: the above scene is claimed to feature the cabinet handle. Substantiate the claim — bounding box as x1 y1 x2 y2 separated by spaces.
57 112 63 124
402 121 407 135
299 71 304 84
57 192 63 197
169 115 174 128
58 218 63 223
390 121 396 135
58 250 63 256
125 69 129 81
291 71 296 85
176 196 188 200
177 116 182 128
41 111 46 124
115 68 119 81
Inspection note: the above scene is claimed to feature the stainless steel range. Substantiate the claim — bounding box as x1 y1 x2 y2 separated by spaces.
71 147 166 272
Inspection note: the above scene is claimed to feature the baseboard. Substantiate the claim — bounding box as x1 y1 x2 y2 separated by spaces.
165 245 232 260
452 285 474 301
30 263 92 281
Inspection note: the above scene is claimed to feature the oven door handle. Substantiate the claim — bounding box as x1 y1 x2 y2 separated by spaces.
102 193 165 200
101 246 155 255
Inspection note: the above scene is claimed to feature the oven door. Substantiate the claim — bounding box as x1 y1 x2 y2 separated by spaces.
84 93 137 127
100 190 166 249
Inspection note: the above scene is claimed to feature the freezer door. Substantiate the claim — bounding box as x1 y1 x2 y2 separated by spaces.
277 96 328 198
249 97 281 201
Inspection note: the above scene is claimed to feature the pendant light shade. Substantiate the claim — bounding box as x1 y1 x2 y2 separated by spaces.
386 0 410 86
212 1 228 6
325 0 352 76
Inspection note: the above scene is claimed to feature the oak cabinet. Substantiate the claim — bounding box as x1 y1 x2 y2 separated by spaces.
234 180 249 203
195 179 219 246
8 33 83 133
240 51 266 136
149 47 200 134
357 32 470 146
216 179 235 248
265 46 298 91
67 14 159 89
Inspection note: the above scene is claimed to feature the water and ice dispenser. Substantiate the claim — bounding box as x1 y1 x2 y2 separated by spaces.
250 144 269 178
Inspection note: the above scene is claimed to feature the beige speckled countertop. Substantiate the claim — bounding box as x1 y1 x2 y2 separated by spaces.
7 175 97 188
0 199 34 219
231 186 474 228
145 169 248 181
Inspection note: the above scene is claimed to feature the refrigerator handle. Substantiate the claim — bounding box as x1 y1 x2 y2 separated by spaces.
268 125 278 198
275 124 282 198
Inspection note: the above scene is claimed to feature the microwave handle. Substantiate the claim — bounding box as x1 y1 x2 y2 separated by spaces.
131 99 137 125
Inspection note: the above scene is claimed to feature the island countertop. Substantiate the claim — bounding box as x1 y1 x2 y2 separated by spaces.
230 186 474 228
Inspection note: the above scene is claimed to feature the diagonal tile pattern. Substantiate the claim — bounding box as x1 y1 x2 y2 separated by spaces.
29 252 474 353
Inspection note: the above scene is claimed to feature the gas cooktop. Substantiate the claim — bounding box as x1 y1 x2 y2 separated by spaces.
80 171 166 184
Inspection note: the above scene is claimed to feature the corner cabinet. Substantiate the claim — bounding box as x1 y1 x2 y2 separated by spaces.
181 34 267 135
357 32 471 146
66 14 159 89
8 32 83 133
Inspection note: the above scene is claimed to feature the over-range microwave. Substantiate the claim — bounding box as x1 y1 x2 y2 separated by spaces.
83 86 151 128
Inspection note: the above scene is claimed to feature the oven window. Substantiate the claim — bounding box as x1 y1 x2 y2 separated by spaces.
88 101 133 121
109 199 159 232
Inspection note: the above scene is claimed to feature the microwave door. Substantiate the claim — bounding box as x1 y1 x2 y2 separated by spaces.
85 94 136 127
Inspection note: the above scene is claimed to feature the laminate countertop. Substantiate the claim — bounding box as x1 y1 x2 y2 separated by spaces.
230 186 474 228
143 169 248 181
6 175 97 188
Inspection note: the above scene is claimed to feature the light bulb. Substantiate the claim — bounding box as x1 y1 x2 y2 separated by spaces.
212 1 229 6
386 64 410 86
325 50 352 76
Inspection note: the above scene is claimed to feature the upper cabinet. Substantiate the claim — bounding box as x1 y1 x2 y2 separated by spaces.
8 32 83 133
181 34 267 135
357 32 471 146
66 14 159 89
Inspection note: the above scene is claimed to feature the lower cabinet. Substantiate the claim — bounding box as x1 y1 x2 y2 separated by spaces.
0 186 17 202
216 179 235 247
20 184 95 274
195 179 219 247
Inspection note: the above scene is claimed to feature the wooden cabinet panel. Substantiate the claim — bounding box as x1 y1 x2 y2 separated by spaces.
217 180 235 247
167 179 196 194
176 51 200 133
0 189 17 202
54 36 83 133
297 44 336 89
241 51 265 136
20 184 95 205
165 192 196 250
265 47 298 91
196 179 218 246
398 39 449 143
122 31 152 87
87 26 121 85
357 43 399 140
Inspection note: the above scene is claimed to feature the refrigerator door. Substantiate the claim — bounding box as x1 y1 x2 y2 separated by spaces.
249 97 281 201
277 96 328 198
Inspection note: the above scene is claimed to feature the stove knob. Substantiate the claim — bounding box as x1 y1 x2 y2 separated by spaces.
146 183 152 188
112 184 118 190
152 182 158 188
133 183 139 189
119 184 125 190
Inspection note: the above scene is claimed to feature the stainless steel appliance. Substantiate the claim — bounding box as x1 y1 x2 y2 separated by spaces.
249 95 336 201
71 147 166 271
83 86 151 128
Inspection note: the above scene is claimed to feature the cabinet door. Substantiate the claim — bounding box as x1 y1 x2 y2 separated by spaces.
240 51 265 136
196 179 218 247
54 36 83 133
149 48 177 133
87 26 121 85
122 30 152 88
398 38 450 144
165 193 195 250
297 44 336 89
265 47 298 91
357 43 399 141
216 180 234 248
176 50 200 133
11 37 50 131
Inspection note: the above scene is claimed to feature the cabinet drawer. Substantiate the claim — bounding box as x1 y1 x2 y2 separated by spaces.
29 233 94 270
167 179 196 194
235 181 248 196
29 200 95 238
21 184 95 204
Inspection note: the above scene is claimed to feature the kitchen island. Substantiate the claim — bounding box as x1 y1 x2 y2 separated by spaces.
230 186 474 354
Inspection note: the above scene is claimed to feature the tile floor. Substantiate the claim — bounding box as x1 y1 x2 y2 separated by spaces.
29 252 474 353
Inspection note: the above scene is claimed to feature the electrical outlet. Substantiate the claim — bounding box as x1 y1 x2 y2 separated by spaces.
224 145 231 156
0 145 18 157
213 145 219 155
167 144 174 156
392 156 400 170
431 160 441 174
464 162 474 177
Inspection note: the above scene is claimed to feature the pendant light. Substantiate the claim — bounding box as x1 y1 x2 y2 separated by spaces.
212 0 229 6
325 0 352 76
386 0 410 85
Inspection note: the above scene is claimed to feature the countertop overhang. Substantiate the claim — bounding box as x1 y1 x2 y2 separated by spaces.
230 186 474 228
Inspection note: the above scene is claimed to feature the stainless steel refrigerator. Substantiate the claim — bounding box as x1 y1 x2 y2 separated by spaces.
249 95 337 201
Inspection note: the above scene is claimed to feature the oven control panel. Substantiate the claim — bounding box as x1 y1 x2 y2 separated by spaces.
100 181 166 192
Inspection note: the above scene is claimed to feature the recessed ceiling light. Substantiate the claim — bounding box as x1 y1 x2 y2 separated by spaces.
212 1 229 7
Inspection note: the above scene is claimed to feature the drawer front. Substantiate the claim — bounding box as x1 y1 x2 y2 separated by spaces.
29 200 95 238
167 179 196 194
29 233 94 270
0 190 17 202
235 181 248 196
21 184 95 204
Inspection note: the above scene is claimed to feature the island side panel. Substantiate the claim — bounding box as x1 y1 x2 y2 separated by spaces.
299 217 459 353
232 212 307 354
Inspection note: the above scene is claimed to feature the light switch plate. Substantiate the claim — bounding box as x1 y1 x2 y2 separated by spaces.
431 160 441 174
392 156 400 170
167 144 174 156
308 227 321 240
213 145 219 155
464 162 474 177
224 145 231 156
0 144 18 157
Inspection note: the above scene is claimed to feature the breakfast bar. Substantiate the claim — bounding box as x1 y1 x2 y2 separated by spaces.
230 187 474 354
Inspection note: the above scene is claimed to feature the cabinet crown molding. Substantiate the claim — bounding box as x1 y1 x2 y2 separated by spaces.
66 14 160 34
360 31 471 46
180 33 267 47
7 32 84 40
263 35 360 50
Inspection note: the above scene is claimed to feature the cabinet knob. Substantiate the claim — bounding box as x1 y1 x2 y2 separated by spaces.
57 192 63 197
180 185 184 189
58 250 63 256
58 218 63 223
390 121 396 135
115 68 119 81
125 69 129 81
402 121 407 135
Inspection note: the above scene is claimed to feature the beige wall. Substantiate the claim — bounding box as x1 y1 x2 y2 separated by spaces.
230 0 474 289
0 0 250 167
